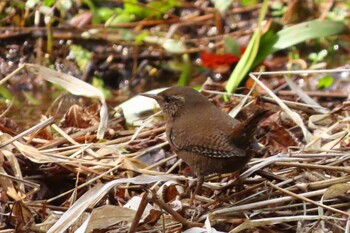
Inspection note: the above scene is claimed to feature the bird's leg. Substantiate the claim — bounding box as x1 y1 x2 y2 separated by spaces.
189 175 204 205
212 171 241 200
180 171 204 199
194 175 204 196
179 177 198 199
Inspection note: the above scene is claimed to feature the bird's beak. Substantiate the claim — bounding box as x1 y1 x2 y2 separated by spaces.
140 93 158 99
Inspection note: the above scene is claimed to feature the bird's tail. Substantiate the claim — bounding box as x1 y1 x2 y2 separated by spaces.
229 108 269 148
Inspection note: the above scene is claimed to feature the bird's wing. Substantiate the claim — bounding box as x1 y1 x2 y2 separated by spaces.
167 108 268 159
168 127 246 158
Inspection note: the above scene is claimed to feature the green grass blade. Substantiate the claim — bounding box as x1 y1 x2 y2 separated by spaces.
177 54 191 86
225 0 268 93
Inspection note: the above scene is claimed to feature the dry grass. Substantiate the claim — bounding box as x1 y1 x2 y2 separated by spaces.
1 68 350 232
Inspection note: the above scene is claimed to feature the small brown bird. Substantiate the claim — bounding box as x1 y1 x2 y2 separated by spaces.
141 86 266 193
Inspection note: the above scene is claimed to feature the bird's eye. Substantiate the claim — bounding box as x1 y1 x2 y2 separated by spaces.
164 95 171 102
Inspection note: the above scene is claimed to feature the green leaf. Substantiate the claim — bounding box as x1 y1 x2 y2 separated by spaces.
327 8 347 21
240 0 258 7
308 53 318 62
251 20 344 69
210 0 234 13
252 29 278 68
162 39 186 53
106 12 135 25
124 0 150 18
308 50 328 64
177 54 191 86
147 1 177 18
23 91 40 105
58 0 72 10
225 31 261 93
38 6 52 16
26 0 40 9
135 31 149 44
83 0 98 24
0 85 14 99
273 20 345 51
92 76 111 98
10 1 26 9
317 50 328 60
225 0 269 93
317 75 334 89
224 38 241 56
96 7 115 22
119 29 134 41
44 0 56 7
143 36 186 54
69 45 92 71
270 2 284 10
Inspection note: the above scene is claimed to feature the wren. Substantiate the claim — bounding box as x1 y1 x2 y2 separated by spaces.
141 86 266 194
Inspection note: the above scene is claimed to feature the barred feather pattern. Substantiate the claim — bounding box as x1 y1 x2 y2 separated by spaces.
184 145 244 158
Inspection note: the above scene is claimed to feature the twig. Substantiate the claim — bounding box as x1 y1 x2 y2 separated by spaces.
129 192 149 233
278 90 348 98
212 189 326 215
149 190 203 229
274 162 350 173
268 182 350 217
0 117 54 148
47 165 120 203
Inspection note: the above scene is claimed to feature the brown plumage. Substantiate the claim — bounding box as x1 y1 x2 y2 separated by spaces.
141 86 266 193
